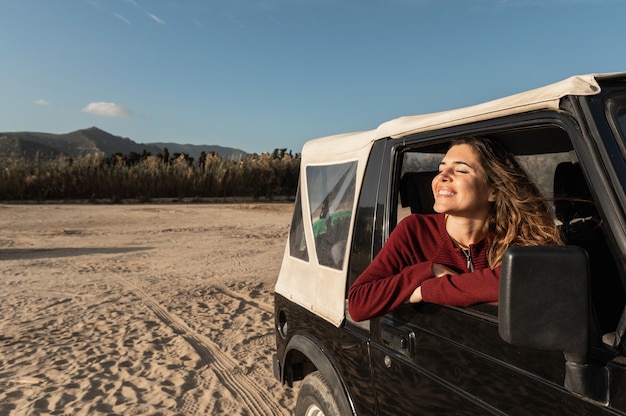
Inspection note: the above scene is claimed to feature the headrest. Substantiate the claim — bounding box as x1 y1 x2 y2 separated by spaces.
400 171 437 214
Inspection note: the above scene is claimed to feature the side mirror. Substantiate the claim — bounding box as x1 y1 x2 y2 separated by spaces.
499 246 608 404
499 246 589 362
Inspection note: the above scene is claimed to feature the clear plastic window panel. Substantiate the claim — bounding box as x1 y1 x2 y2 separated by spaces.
306 162 357 269
288 182 309 262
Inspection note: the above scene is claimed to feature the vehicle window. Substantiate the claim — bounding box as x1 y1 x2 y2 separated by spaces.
606 94 626 178
306 161 357 269
394 137 575 319
288 181 309 262
606 94 626 140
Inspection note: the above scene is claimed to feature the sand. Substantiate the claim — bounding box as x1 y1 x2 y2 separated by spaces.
0 203 296 415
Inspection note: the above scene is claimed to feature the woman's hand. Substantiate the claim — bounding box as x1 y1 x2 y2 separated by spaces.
408 286 422 303
408 263 457 304
432 262 456 277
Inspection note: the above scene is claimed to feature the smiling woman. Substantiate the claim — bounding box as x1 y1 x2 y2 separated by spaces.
347 136 563 321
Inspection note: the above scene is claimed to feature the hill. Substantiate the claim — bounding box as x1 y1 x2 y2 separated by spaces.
0 135 64 161
0 127 247 162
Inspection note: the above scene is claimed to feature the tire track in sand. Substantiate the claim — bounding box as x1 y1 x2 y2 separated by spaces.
213 282 274 314
114 276 287 416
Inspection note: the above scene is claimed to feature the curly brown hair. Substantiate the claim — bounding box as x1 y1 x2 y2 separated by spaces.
451 136 564 268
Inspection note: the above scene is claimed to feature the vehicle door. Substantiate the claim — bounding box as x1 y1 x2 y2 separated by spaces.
359 119 626 415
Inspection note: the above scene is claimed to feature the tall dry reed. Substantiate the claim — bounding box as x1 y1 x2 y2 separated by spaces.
0 150 300 202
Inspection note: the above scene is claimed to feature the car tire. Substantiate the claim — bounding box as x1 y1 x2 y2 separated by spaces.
295 371 342 416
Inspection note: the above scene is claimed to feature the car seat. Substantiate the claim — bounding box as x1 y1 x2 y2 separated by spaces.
553 162 625 338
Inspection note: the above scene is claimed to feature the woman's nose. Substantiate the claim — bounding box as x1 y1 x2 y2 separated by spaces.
437 169 452 181
432 173 447 190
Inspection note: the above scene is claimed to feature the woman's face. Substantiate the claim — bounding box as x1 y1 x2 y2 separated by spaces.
431 144 496 219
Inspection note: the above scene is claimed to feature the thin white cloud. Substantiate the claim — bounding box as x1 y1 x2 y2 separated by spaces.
114 13 131 25
192 18 205 28
223 12 245 29
87 0 104 11
149 13 166 25
35 98 50 106
82 102 131 117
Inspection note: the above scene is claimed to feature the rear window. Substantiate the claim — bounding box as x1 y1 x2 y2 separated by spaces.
288 182 309 262
306 162 357 269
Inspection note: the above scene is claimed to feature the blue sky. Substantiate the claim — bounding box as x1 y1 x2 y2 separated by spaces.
1 0 624 154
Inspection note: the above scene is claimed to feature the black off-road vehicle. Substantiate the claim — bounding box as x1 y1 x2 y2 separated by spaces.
273 73 626 415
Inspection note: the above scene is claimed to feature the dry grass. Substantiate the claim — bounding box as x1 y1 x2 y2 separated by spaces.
0 151 300 202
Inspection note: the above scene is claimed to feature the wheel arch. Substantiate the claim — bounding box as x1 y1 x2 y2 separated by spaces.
282 334 355 416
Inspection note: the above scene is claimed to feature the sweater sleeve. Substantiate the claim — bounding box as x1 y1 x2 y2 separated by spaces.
348 261 435 322
347 217 437 321
420 266 500 307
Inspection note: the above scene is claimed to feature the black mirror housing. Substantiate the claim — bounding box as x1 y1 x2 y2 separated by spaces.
498 246 590 363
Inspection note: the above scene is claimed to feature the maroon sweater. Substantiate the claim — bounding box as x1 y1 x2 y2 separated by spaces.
347 213 500 322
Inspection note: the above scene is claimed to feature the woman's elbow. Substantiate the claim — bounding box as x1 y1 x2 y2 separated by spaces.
347 289 369 322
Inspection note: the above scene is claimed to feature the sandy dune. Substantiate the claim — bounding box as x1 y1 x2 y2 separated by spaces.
0 203 296 415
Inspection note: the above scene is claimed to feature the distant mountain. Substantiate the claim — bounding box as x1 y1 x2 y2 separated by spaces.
0 135 64 161
0 127 247 162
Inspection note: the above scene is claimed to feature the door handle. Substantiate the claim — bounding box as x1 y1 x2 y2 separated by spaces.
381 323 415 358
